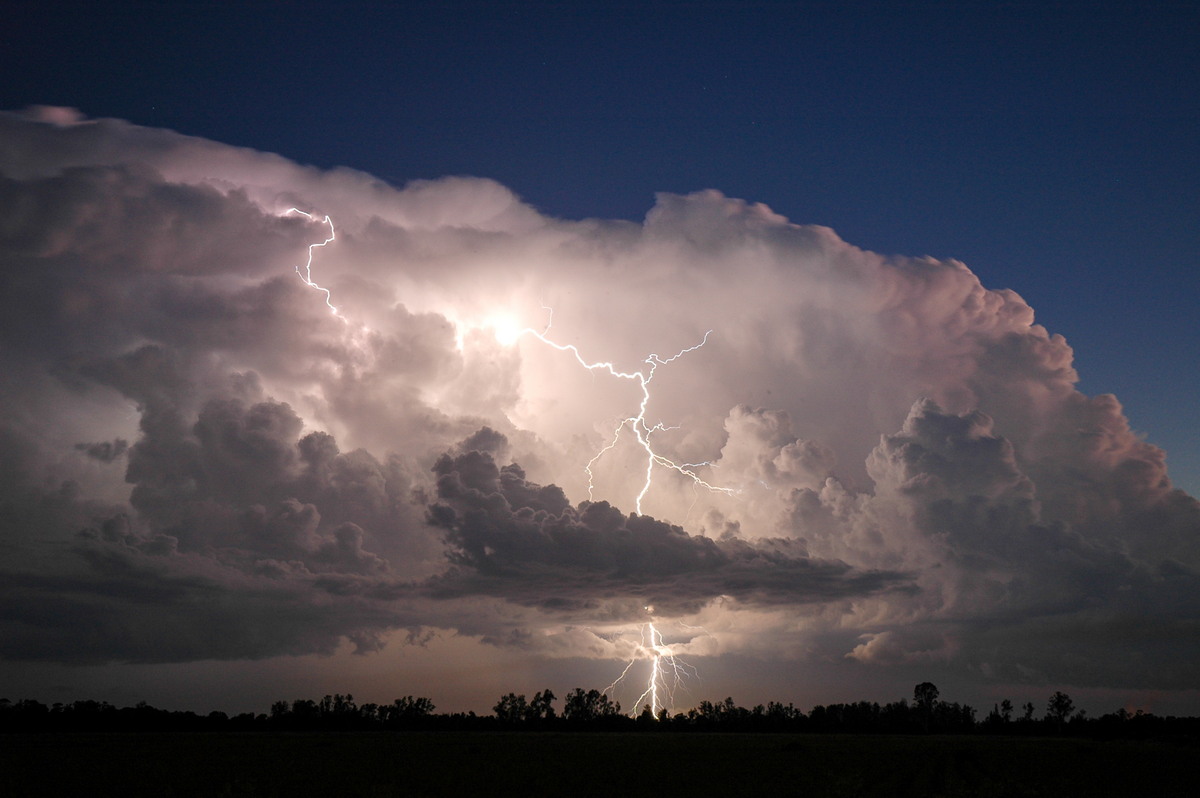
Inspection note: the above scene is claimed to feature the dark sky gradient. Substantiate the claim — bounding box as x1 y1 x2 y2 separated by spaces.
3 1 1199 715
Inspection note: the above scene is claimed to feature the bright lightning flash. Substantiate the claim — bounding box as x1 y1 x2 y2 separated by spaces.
605 609 699 717
286 208 341 319
283 211 717 714
496 313 729 713
487 314 525 347
502 311 734 515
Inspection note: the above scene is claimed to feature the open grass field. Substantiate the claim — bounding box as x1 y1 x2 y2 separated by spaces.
2 731 1196 797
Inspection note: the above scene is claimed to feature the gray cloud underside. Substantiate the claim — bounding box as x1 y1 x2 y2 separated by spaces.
424 448 914 615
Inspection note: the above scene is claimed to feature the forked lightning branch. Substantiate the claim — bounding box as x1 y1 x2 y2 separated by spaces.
289 209 722 716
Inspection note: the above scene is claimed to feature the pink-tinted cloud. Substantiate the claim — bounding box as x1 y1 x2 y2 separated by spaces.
1 108 1197 705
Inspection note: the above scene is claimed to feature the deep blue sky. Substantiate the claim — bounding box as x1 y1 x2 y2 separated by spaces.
5 0 1198 493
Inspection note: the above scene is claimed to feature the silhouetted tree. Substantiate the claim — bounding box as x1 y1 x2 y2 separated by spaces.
562 688 621 723
292 699 320 724
1047 691 1075 725
332 693 356 716
985 699 1017 731
13 685 1200 738
934 700 976 733
493 693 529 724
529 689 556 721
879 700 911 733
381 696 435 726
269 700 290 721
913 682 939 731
913 682 940 713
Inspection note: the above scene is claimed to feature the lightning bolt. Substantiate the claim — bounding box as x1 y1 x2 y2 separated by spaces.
605 611 700 717
280 209 720 715
504 311 733 515
495 313 728 715
281 213 727 514
285 208 341 319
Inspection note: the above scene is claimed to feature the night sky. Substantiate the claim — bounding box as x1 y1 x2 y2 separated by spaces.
2 1 1198 716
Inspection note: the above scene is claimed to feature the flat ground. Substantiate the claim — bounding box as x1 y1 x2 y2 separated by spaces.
2 731 1196 797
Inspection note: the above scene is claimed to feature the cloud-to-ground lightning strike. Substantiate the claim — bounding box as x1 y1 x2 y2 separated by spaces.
502 313 734 516
497 315 726 715
285 208 341 318
604 611 700 717
283 213 714 717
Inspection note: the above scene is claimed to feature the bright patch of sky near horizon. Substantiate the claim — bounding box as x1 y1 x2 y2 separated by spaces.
19 0 1181 496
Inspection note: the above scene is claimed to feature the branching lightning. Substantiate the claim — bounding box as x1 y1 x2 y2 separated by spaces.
282 208 717 717
496 314 727 716
502 312 734 515
605 609 700 717
282 211 727 513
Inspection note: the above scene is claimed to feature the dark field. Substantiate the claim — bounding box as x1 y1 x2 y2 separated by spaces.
2 731 1196 797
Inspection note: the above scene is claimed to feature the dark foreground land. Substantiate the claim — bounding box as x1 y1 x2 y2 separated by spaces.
2 731 1196 797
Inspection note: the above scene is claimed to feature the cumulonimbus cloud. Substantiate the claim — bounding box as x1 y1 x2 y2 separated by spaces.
424 443 913 616
0 108 1197 692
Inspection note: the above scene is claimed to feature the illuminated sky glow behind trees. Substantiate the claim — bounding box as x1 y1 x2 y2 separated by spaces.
1 1 1198 715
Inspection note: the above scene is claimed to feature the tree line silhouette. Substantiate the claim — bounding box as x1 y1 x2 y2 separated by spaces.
2 682 1195 738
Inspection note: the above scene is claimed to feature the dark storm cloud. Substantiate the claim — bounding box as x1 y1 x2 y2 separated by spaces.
822 399 1200 687
425 446 913 617
0 398 436 662
75 439 128 463
0 540 403 663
